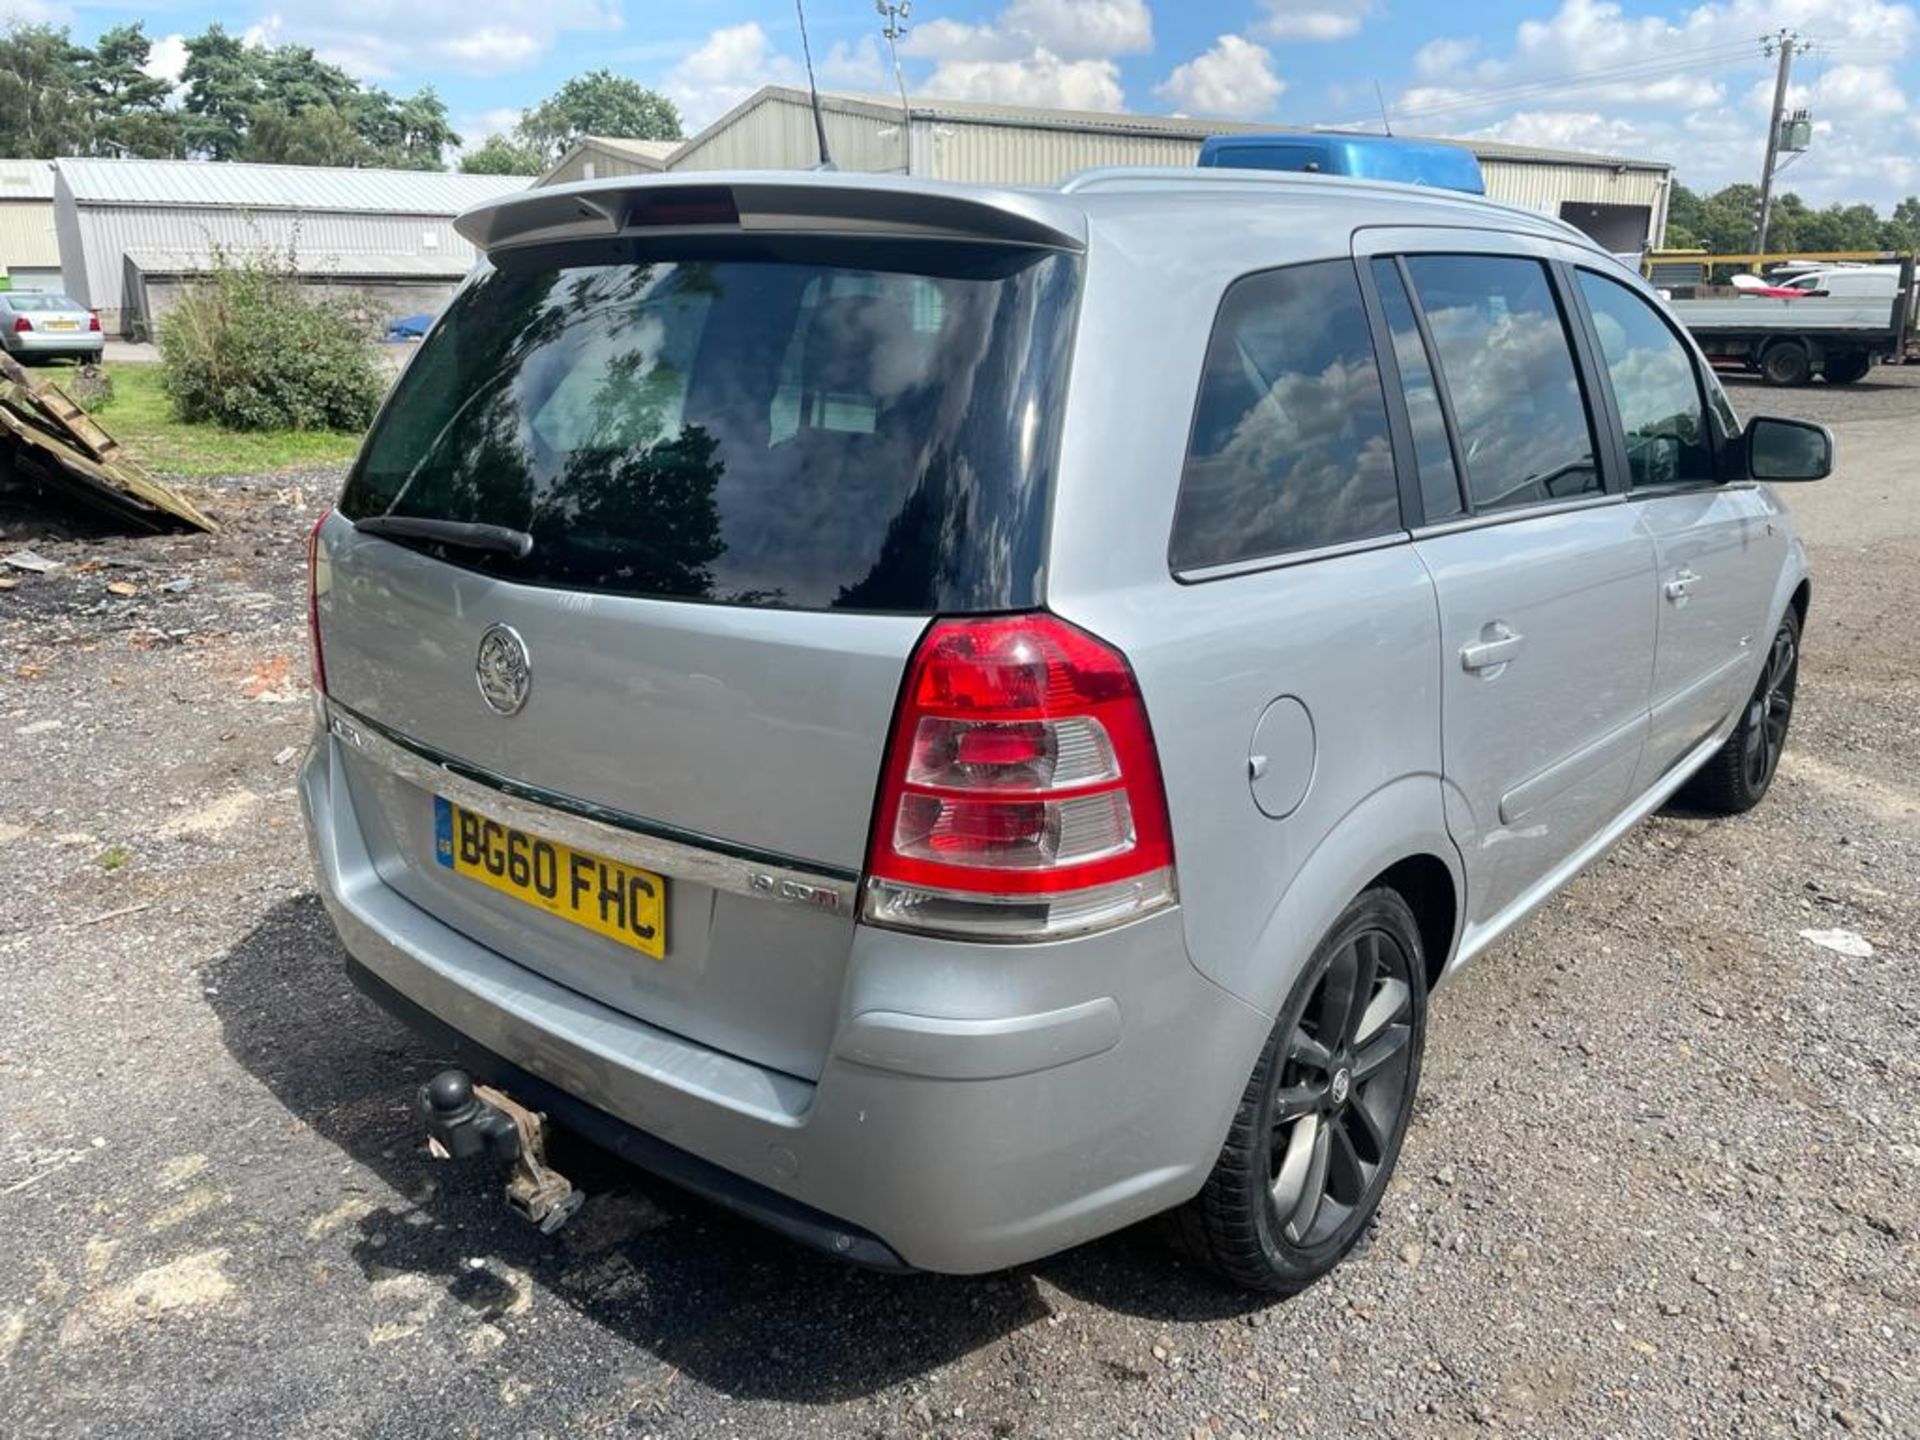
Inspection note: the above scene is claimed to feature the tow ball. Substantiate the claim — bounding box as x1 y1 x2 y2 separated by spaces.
416 1069 584 1235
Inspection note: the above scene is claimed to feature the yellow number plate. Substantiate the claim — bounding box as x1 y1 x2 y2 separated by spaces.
434 797 665 958
45 320 78 331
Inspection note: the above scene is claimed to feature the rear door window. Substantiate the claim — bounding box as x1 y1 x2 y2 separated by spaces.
1401 255 1600 514
1170 258 1401 572
337 244 1080 613
1575 269 1715 489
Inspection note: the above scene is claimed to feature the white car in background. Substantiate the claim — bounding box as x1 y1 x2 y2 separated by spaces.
0 292 104 364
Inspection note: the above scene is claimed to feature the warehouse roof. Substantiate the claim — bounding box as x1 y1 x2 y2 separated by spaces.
700 87 1671 174
55 157 530 213
577 136 682 164
0 159 55 200
122 247 471 278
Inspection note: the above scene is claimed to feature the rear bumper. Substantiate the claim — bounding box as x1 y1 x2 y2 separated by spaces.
301 730 1269 1274
3 331 102 357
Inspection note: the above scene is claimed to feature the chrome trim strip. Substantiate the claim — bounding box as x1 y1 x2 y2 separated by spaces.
325 701 862 914
1173 530 1411 585
1411 491 1622 541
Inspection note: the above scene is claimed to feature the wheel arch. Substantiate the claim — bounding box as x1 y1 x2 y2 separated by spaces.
1369 853 1459 993
1789 576 1811 628
1233 775 1464 1017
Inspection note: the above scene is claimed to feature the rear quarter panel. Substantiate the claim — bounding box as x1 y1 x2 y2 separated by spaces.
1045 203 1458 1020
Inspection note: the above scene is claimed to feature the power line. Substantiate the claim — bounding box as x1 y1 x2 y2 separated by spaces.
1377 47 1764 124
1340 39 1767 128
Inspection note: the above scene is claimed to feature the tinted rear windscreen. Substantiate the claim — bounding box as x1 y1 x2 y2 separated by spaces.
337 242 1080 612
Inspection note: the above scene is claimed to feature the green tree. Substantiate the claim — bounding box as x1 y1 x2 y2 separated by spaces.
244 104 368 167
78 24 183 157
460 134 547 175
516 70 681 159
0 23 91 157
354 87 460 169
256 44 358 115
181 24 261 160
1885 196 1920 252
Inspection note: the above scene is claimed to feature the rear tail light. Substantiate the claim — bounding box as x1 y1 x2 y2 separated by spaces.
307 508 331 696
88 312 101 332
863 614 1177 941
11 316 29 333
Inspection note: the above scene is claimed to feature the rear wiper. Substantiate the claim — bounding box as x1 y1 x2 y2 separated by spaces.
354 514 534 560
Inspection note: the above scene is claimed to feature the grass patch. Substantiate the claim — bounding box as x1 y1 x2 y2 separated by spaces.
84 363 366 478
95 845 132 871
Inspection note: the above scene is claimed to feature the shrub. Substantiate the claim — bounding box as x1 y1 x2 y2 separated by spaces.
158 249 383 432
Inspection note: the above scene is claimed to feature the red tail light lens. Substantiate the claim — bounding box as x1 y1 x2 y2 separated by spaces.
864 614 1177 941
87 312 101 332
11 316 30 333
307 508 331 696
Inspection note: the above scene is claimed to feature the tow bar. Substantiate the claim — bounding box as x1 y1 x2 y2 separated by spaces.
416 1069 584 1234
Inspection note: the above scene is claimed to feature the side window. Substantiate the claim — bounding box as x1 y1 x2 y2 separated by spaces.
1402 254 1600 514
1170 259 1400 571
1369 257 1464 523
1575 270 1716 489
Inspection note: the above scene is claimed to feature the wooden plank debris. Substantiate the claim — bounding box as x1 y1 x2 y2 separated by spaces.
0 352 218 534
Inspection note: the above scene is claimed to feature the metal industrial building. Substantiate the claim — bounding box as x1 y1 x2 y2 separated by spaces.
539 135 683 188
0 160 61 292
662 87 1673 252
52 158 530 336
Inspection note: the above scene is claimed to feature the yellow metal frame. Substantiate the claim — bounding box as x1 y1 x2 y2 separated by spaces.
1644 249 1915 276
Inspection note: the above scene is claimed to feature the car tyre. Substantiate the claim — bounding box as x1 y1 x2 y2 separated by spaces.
1679 607 1800 815
1823 352 1870 385
1171 886 1427 1295
1761 342 1811 387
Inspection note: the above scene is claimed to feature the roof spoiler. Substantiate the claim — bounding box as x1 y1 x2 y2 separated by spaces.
455 172 1088 254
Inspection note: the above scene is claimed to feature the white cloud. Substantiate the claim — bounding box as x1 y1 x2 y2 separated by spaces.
920 51 1126 111
1254 1 1378 43
665 22 803 130
1473 109 1649 156
905 0 1148 108
1001 0 1153 60
458 106 525 147
264 1 622 79
903 18 1019 64
142 33 189 91
820 35 891 93
658 24 892 131
1155 35 1285 120
1401 0 1920 206
0 0 69 22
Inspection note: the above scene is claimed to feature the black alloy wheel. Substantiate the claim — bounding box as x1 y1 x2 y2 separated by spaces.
1680 606 1802 815
1175 887 1428 1294
1741 618 1798 794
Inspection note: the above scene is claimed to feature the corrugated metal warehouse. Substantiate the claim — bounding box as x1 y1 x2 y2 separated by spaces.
662 87 1673 252
0 160 61 292
539 135 683 187
53 158 530 336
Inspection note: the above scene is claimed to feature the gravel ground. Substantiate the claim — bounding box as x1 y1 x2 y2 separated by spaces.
1 372 1916 1439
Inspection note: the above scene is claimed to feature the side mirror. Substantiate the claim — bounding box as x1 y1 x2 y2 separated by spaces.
1742 415 1833 482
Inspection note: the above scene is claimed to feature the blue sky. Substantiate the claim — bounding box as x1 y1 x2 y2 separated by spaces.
8 1 1919 206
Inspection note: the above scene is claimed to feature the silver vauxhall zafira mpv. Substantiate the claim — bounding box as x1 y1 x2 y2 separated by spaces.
301 167 1832 1293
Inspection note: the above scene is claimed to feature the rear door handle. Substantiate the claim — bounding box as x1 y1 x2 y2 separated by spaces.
1665 568 1700 601
1461 624 1524 673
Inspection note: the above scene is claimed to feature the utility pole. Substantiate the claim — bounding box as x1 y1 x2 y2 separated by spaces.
1755 29 1798 253
876 2 913 174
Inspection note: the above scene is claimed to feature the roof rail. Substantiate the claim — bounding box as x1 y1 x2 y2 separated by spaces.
1059 164 1490 203
1058 165 1599 247
456 171 1088 254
